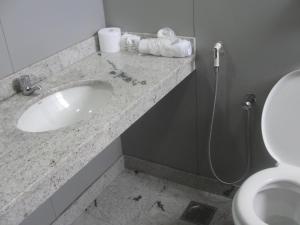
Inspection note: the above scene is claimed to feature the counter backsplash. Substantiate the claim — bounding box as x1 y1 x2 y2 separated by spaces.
0 32 195 102
0 35 99 102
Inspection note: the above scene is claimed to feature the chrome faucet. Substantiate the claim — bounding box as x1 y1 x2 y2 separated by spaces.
14 75 41 96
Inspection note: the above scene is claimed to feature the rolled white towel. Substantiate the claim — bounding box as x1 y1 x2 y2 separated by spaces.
162 39 192 57
138 38 192 58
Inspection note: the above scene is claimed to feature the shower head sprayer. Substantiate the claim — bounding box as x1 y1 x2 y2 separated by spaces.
213 42 223 68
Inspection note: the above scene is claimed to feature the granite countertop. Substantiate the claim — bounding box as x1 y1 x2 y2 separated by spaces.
0 50 195 225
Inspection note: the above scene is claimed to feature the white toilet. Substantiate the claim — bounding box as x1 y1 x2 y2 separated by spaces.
232 69 300 225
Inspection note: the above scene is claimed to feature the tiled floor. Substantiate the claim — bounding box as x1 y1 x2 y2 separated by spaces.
71 170 233 225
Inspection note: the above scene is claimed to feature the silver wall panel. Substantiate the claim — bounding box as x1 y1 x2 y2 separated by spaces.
0 0 105 71
107 0 300 180
0 21 13 78
122 73 198 174
104 0 194 36
194 0 300 180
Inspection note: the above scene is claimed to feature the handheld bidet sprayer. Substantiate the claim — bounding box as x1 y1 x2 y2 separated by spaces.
213 42 223 68
209 41 252 185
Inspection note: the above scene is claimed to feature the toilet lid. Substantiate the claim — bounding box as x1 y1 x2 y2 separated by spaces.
262 70 300 167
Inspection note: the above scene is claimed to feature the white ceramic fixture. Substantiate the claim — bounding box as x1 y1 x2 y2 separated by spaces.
232 70 300 225
17 81 113 132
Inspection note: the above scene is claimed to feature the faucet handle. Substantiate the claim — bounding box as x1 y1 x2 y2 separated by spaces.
19 75 32 90
13 75 41 96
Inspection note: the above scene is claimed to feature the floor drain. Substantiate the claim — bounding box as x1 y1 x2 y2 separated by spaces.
180 201 217 225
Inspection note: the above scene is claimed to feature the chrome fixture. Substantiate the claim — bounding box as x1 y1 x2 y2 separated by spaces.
213 42 223 68
14 75 41 96
208 42 254 185
242 94 256 111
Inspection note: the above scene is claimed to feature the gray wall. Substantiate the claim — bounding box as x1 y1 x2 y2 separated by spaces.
106 0 300 180
122 73 198 174
0 0 105 78
104 0 194 36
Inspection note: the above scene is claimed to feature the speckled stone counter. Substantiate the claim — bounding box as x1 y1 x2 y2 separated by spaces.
0 49 195 225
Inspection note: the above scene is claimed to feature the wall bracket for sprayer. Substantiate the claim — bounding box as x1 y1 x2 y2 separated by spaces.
242 94 256 111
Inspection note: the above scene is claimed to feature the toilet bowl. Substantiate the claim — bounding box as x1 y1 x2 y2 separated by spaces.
232 70 300 225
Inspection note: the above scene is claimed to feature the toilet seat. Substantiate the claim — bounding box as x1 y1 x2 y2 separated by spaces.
233 70 300 225
234 166 300 225
261 70 300 167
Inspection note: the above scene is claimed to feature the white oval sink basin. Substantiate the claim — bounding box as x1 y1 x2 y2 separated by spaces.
17 81 113 132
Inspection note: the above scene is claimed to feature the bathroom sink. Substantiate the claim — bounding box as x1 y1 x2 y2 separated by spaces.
17 81 113 132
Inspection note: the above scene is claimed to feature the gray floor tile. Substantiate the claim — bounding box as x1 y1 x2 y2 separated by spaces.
210 209 233 225
129 211 193 225
85 170 233 225
71 212 104 225
124 156 238 198
88 171 162 225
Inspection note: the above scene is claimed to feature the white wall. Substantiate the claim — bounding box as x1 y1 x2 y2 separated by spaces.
0 0 106 78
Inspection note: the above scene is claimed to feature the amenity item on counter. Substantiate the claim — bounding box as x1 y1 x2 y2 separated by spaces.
138 28 192 58
157 27 176 40
120 33 141 52
98 27 121 53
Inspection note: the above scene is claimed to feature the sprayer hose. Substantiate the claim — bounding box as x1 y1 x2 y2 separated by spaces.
207 67 251 185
